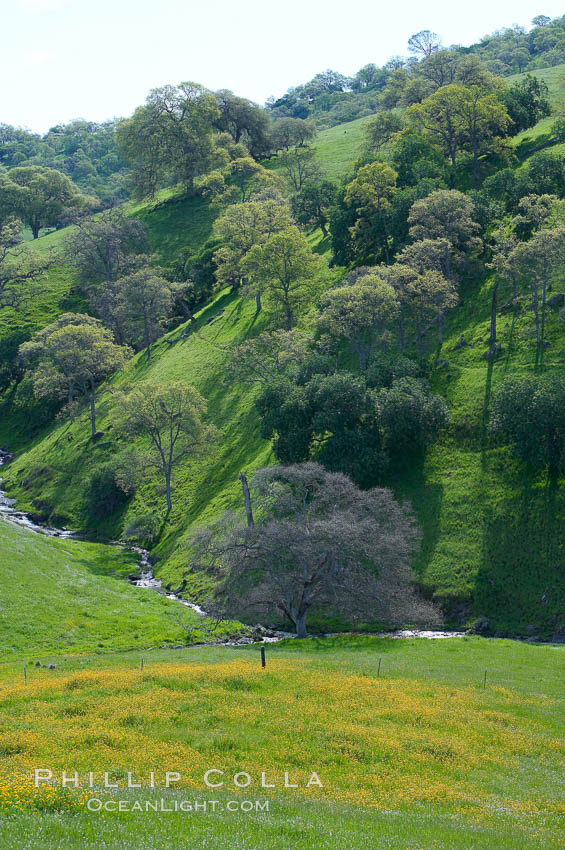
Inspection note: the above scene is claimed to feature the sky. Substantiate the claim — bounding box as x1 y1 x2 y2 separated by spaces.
2 0 564 133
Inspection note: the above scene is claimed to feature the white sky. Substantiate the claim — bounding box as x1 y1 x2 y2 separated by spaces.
2 0 564 133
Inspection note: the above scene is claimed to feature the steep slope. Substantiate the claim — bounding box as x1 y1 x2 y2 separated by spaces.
509 64 565 156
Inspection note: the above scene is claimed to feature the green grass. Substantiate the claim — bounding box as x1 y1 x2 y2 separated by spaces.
508 64 565 155
0 636 563 849
312 116 368 180
128 190 218 266
265 115 368 184
0 518 209 657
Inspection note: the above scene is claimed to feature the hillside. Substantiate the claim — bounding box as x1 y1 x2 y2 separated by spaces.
509 64 565 156
0 519 203 657
1 66 565 639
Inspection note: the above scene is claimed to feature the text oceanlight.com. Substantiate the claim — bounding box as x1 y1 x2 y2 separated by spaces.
86 798 271 813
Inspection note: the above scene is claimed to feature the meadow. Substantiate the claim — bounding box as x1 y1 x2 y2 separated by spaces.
0 636 563 849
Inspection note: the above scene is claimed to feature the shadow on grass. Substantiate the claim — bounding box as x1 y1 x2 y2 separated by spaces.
383 454 444 582
74 547 138 580
480 358 494 469
476 465 565 636
270 634 408 653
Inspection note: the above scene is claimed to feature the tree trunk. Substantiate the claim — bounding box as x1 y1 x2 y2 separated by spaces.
89 385 96 437
473 146 480 192
437 310 443 345
320 220 328 238
444 241 451 280
255 292 262 314
450 149 457 188
533 282 541 346
239 473 254 528
144 315 151 360
179 300 195 321
541 264 548 347
31 221 40 239
295 610 308 639
68 382 74 423
165 469 172 513
489 279 498 344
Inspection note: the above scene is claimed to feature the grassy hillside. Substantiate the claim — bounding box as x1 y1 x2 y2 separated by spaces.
311 116 368 179
0 636 563 849
0 519 204 657
509 64 565 156
3 252 564 637
1 79 565 637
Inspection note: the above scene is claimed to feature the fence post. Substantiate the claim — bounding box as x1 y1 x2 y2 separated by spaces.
261 646 266 669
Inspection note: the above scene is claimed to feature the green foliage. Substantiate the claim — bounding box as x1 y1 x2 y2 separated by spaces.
271 117 317 151
0 119 129 203
213 195 293 288
85 460 131 519
19 313 131 436
501 74 552 132
119 379 216 512
243 226 319 328
318 272 399 370
377 377 450 456
0 166 86 238
214 90 272 158
117 83 222 198
489 375 565 470
291 179 337 237
3 50 565 642
256 359 447 489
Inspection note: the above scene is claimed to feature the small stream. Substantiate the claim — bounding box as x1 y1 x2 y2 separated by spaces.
0 450 210 615
0 450 75 538
0 449 469 643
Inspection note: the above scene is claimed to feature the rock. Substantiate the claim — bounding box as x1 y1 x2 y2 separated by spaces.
453 334 466 351
484 343 502 360
35 661 41 667
48 664 56 670
547 293 564 307
470 616 490 635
